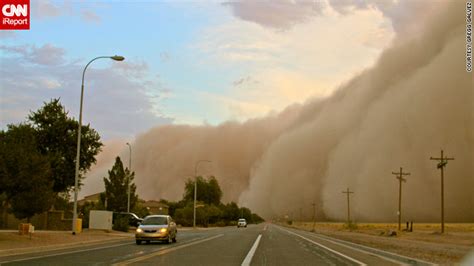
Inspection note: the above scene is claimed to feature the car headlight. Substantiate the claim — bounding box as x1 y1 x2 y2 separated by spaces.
136 228 143 233
160 228 168 233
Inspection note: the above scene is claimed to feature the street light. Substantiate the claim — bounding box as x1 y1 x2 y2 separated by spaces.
193 160 211 229
126 142 132 213
72 55 125 235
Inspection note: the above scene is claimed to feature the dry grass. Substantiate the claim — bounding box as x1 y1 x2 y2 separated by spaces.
282 221 474 264
291 221 473 232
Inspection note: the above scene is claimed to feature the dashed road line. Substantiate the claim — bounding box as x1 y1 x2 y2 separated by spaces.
241 234 262 266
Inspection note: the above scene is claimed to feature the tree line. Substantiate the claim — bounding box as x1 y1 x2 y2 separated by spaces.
165 175 264 227
90 157 264 229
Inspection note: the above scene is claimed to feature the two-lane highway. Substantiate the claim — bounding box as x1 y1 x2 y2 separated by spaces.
1 224 432 265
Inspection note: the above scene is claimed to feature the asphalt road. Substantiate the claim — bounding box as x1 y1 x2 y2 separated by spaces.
0 224 432 265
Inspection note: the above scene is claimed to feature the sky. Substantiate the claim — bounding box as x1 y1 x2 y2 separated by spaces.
0 0 404 141
3 1 470 222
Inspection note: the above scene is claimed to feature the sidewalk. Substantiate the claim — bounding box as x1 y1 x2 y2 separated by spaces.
0 229 133 257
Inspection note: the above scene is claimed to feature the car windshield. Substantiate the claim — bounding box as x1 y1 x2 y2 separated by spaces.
142 216 168 225
239 219 246 222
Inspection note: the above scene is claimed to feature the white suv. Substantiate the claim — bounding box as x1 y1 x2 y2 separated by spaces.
237 218 247 228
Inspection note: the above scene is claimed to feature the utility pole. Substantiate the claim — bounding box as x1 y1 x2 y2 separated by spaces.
392 167 410 231
430 149 454 233
311 203 316 232
342 188 354 225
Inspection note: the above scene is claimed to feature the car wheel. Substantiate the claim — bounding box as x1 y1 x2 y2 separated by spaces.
136 240 141 245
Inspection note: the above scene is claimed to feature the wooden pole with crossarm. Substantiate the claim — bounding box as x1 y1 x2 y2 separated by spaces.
392 167 410 231
342 188 354 225
430 149 454 233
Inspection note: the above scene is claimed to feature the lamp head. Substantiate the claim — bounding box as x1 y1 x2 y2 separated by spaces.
111 55 125 61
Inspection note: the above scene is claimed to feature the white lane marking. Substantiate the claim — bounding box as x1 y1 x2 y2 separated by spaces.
301 230 435 266
276 226 367 266
241 234 262 266
0 241 131 264
114 234 224 265
297 231 408 266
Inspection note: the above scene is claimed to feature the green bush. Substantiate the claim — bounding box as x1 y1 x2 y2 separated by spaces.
215 221 227 227
132 203 150 219
113 216 129 232
174 202 193 226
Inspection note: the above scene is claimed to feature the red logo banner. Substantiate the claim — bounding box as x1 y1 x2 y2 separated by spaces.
1 0 30 30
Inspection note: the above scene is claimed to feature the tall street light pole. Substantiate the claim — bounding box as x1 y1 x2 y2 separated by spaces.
193 160 211 229
72 55 125 235
126 142 132 213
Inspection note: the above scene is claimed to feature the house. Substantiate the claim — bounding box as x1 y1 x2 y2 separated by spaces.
77 192 102 206
142 200 169 215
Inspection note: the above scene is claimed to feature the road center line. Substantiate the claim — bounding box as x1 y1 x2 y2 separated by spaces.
276 226 367 266
241 234 262 266
113 233 224 265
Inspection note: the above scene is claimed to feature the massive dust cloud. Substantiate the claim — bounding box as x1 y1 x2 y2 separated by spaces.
89 1 473 222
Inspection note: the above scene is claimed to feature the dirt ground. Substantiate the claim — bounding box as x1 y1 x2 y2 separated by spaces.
285 222 474 265
0 229 133 257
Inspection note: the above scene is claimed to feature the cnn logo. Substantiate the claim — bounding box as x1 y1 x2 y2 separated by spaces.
1 0 30 30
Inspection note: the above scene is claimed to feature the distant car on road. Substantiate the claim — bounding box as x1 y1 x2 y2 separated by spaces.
113 212 143 227
135 215 177 245
237 218 247 228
